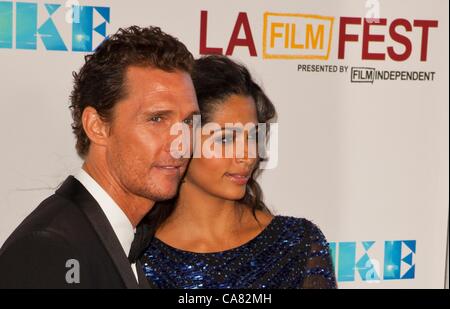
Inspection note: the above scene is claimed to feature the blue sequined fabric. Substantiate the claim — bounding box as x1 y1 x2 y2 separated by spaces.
141 216 337 289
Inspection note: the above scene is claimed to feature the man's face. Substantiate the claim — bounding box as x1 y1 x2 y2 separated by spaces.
105 66 199 202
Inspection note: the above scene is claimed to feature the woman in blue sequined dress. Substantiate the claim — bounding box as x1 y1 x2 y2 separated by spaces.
140 55 337 289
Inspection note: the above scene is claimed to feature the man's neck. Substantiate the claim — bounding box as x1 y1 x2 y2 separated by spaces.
82 162 154 227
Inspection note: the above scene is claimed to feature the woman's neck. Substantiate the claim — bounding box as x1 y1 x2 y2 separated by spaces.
170 180 245 237
155 180 272 253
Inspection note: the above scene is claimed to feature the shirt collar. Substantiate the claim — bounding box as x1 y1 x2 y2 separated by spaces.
74 169 135 257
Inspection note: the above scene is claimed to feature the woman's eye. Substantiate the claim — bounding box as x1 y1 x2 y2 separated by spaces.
216 134 233 144
248 132 257 141
223 136 233 143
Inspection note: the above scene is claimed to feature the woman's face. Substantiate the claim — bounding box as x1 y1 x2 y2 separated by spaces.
184 94 259 201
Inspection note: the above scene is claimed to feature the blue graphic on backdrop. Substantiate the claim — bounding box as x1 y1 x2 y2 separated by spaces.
329 240 416 282
0 1 109 51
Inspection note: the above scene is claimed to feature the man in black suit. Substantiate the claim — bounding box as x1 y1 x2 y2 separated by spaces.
0 25 199 288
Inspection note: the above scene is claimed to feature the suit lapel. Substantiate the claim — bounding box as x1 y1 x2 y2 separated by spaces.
136 260 154 289
56 176 139 289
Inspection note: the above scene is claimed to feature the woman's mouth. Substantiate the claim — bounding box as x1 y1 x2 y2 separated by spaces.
224 173 250 185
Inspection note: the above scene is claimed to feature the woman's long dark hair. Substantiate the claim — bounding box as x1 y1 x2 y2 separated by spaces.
144 55 277 236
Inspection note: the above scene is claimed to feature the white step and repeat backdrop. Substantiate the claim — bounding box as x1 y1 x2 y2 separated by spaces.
0 0 448 288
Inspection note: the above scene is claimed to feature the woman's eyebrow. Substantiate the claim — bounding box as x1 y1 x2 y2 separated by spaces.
211 125 257 134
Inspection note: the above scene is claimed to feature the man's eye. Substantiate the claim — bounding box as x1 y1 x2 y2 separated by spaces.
183 118 193 126
149 116 163 122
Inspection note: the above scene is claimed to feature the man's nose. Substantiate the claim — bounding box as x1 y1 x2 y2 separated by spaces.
167 124 192 159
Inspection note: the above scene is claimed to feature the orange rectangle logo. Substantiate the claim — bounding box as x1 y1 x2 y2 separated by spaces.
263 12 334 60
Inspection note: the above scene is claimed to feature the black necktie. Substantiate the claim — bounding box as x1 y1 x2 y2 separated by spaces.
128 221 153 264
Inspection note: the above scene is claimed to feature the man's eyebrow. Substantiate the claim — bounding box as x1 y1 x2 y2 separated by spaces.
182 110 201 121
142 109 174 117
184 110 201 118
141 110 201 121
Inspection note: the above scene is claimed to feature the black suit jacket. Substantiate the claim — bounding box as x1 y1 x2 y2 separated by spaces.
0 176 152 289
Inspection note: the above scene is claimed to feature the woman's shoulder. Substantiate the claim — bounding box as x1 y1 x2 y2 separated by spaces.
272 215 329 243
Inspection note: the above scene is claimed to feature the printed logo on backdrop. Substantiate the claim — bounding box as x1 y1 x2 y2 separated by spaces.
329 240 416 283
0 0 110 51
198 0 438 84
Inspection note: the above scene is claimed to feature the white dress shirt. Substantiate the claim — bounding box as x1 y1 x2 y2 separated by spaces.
74 169 139 283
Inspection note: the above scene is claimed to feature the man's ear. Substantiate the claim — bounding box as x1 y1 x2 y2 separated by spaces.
82 106 110 148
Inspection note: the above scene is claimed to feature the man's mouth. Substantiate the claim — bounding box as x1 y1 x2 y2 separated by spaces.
153 163 184 175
